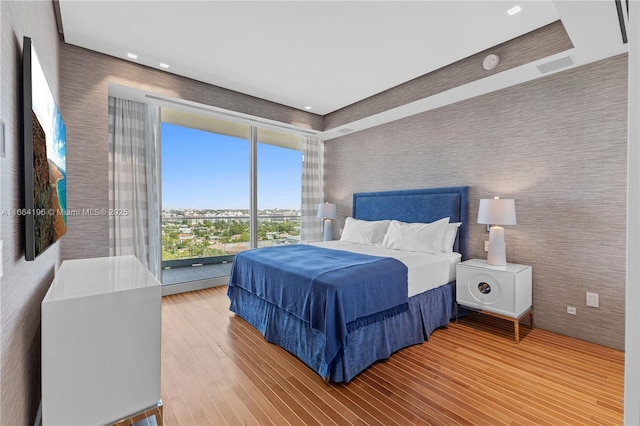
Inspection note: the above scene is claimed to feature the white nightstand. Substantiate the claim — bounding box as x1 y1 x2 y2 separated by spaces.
455 259 533 343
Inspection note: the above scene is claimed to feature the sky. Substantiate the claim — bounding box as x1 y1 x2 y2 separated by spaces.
161 123 302 210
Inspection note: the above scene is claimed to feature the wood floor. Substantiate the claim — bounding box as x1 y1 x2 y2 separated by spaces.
160 286 624 425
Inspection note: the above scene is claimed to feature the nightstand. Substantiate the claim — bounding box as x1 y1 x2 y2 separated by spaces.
455 259 533 343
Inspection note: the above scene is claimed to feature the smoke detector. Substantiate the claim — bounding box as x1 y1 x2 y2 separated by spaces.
483 54 500 70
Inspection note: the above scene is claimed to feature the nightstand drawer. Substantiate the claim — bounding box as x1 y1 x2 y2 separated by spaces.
456 259 532 318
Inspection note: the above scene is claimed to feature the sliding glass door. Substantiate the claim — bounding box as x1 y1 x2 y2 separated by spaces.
257 128 302 248
160 108 301 291
161 121 250 257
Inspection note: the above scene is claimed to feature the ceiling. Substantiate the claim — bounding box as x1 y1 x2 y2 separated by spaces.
58 1 628 136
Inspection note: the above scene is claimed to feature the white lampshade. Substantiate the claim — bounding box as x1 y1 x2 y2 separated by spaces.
317 203 337 220
477 197 516 266
477 198 516 225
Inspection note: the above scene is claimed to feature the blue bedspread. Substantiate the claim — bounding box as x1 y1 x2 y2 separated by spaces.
228 244 408 365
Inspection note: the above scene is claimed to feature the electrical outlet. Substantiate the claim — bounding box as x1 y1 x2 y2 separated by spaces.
586 292 599 308
567 306 576 315
484 241 489 252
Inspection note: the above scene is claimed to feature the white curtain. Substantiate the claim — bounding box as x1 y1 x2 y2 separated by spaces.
108 97 161 279
300 137 324 242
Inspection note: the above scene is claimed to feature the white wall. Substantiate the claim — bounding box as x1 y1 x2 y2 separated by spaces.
624 0 639 423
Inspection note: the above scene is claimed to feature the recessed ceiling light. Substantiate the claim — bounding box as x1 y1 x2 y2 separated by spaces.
304 106 312 110
127 52 138 59
160 63 170 69
507 5 522 15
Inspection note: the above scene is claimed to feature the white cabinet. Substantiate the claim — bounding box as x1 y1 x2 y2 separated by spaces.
42 255 162 426
456 259 532 343
456 258 532 317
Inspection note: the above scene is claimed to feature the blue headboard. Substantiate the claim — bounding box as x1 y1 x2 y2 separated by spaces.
352 186 469 259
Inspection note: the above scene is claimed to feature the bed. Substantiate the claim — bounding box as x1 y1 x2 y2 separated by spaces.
227 186 469 383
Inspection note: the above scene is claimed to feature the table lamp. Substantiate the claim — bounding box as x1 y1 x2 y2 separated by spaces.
317 202 337 241
477 197 516 266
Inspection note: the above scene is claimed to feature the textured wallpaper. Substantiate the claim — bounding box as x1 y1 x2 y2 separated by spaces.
0 2 61 425
324 54 628 350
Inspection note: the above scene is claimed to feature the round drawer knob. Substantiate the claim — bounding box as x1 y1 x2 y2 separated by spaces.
478 282 491 294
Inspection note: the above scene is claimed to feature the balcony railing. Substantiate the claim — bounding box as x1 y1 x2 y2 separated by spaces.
161 213 300 285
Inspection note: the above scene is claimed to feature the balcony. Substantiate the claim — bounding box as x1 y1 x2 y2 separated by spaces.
161 211 300 293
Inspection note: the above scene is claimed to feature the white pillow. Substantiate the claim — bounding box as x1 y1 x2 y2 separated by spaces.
442 222 462 253
340 217 391 245
382 217 450 254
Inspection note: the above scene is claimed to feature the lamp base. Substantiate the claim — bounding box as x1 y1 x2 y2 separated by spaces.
322 219 333 241
487 226 507 266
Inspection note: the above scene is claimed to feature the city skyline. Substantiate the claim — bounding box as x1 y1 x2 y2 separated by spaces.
162 207 300 219
161 123 302 210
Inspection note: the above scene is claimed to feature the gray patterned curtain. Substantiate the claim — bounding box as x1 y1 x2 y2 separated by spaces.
108 97 161 278
300 137 324 242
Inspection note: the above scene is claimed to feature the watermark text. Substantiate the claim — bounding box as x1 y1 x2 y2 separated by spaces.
1 208 129 217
